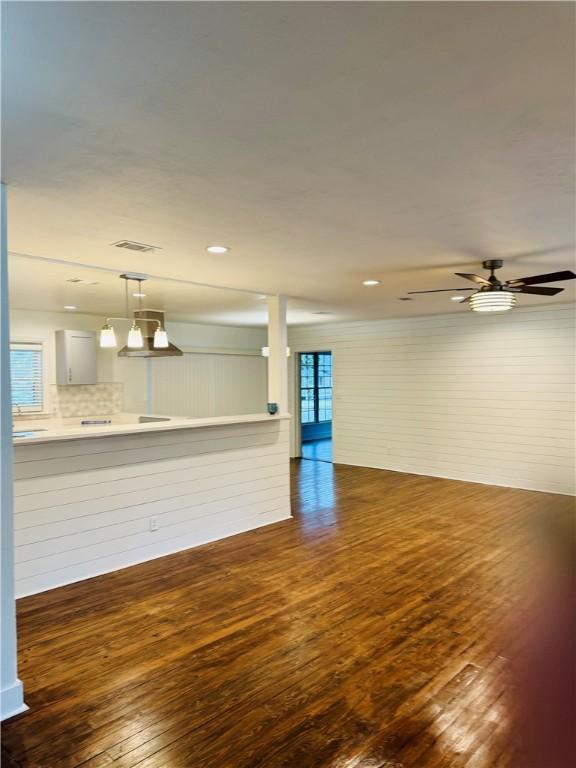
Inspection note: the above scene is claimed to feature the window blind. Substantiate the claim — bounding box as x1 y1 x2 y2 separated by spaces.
10 343 44 412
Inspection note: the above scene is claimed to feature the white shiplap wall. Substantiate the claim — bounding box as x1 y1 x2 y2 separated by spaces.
151 320 268 417
13 418 291 596
289 304 575 495
151 352 267 417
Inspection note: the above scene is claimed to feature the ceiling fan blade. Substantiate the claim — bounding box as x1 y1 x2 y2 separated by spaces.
406 288 475 294
454 272 492 286
507 270 576 287
513 286 564 296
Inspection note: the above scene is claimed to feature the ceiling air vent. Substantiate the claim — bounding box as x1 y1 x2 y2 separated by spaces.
111 240 161 253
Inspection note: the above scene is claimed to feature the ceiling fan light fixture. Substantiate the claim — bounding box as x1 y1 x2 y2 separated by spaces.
470 291 516 313
408 261 574 307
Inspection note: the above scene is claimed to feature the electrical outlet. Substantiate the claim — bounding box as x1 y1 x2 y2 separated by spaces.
149 517 158 532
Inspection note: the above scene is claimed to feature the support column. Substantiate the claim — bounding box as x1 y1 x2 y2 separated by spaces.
0 182 27 720
266 295 288 414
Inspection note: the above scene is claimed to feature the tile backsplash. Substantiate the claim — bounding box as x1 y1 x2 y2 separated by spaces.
51 382 123 417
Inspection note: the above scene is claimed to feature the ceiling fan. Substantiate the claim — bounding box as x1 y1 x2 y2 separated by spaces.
407 259 576 312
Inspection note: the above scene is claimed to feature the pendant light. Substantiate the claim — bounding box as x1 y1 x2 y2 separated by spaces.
127 322 144 348
127 277 145 348
99 273 173 351
99 323 117 348
153 326 169 348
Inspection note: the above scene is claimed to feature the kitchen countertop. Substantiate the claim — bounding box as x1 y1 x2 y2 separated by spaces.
13 412 289 445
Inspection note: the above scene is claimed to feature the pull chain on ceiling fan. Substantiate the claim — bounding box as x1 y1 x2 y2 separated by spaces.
406 259 576 312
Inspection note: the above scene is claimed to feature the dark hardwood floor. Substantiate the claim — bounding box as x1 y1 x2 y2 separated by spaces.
2 460 572 768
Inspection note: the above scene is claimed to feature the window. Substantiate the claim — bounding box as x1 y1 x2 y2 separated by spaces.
10 342 44 413
300 352 332 424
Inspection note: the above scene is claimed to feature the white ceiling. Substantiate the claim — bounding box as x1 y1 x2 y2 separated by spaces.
3 1 575 325
7 254 275 326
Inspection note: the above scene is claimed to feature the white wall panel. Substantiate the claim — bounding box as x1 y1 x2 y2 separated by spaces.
13 419 291 596
151 352 267 417
289 304 575 494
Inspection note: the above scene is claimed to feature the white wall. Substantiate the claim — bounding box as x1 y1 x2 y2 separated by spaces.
1 184 27 719
13 418 290 596
151 320 267 417
289 304 575 495
9 310 267 417
151 354 267 417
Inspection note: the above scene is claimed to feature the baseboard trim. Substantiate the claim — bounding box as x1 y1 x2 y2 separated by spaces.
333 457 575 496
16 510 293 599
1 679 28 721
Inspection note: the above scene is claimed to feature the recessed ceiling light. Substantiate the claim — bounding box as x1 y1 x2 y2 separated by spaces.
362 279 381 286
132 292 147 298
64 305 77 310
206 245 229 254
451 296 465 301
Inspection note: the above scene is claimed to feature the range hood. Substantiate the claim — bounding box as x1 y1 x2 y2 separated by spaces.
118 310 183 358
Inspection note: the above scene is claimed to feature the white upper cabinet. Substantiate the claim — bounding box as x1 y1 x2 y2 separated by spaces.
55 330 97 385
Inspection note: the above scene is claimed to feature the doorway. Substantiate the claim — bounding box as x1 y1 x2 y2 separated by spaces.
299 351 332 462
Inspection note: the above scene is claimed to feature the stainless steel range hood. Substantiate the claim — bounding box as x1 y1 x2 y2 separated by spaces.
118 310 183 358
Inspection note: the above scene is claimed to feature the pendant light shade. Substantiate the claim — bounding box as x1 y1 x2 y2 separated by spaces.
470 291 516 313
127 322 144 348
153 327 169 349
99 275 180 356
99 323 117 348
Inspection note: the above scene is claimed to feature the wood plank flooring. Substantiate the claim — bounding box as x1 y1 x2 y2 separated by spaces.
2 460 572 768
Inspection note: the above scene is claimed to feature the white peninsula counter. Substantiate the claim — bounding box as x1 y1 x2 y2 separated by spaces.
12 412 291 596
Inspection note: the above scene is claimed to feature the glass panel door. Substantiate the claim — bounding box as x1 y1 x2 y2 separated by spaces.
299 352 332 425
